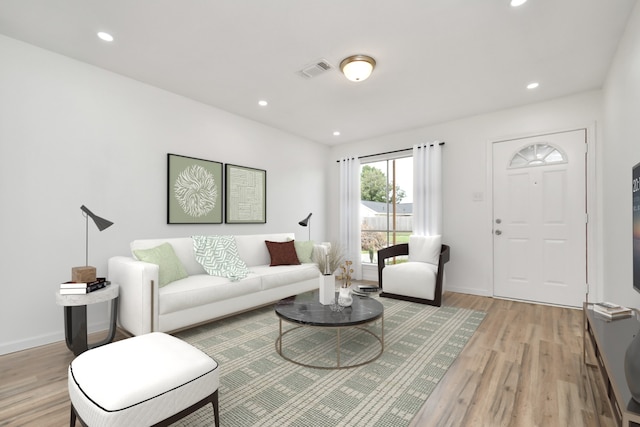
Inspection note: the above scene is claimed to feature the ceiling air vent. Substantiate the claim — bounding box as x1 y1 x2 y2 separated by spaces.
297 59 333 79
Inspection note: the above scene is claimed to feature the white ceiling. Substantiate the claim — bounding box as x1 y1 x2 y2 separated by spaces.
0 0 636 145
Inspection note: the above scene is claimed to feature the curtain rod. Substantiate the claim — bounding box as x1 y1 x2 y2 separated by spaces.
335 141 445 163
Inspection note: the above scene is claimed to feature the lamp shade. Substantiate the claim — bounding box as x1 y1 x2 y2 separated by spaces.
298 213 312 240
81 205 113 231
298 213 313 227
298 213 312 227
340 55 376 82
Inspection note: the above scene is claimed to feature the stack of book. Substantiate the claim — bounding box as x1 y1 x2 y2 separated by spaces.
60 277 111 295
593 301 633 319
353 285 380 296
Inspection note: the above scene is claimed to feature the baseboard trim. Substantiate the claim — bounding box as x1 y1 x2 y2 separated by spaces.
0 321 109 356
445 286 492 297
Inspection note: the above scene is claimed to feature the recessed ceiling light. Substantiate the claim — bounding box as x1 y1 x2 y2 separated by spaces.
527 82 539 89
258 100 268 107
510 0 527 6
333 131 341 136
97 32 114 42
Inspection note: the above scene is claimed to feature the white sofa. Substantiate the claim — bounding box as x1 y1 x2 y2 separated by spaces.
108 233 321 336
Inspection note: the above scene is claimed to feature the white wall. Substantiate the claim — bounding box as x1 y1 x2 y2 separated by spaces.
602 3 640 306
329 91 603 297
0 35 328 355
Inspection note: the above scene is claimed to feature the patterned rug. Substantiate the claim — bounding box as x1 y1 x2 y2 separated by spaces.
172 294 485 427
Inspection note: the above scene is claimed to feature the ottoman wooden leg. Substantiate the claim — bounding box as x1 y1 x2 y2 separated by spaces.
213 390 220 426
70 404 87 427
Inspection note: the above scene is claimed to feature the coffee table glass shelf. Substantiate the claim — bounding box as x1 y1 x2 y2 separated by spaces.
274 290 384 369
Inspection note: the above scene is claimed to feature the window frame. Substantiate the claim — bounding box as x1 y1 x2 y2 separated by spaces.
360 154 413 264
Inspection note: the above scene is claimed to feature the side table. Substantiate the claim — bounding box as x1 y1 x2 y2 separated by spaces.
55 284 119 356
584 302 640 426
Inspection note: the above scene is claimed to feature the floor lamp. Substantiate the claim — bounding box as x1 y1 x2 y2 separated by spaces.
298 213 312 241
72 205 114 282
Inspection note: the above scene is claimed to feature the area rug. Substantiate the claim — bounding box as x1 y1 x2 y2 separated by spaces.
172 295 485 427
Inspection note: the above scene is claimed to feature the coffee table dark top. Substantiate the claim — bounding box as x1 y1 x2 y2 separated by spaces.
275 290 384 327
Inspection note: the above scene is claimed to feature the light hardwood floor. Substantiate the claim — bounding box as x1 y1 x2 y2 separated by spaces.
0 293 614 427
411 293 613 427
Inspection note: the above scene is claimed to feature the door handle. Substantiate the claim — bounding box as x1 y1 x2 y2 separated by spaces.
495 230 502 235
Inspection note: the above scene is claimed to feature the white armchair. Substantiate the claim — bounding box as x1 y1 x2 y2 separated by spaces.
377 235 450 306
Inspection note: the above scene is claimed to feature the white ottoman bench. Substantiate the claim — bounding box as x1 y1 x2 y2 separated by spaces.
68 332 219 426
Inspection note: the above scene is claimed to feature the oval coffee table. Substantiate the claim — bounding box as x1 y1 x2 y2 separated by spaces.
274 290 384 369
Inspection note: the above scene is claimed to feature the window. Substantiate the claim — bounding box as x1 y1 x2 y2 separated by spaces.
360 156 413 264
509 143 567 168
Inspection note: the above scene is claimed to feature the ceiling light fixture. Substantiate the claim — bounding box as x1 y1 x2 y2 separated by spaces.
340 55 376 82
97 32 114 42
258 100 268 107
510 0 527 6
333 131 341 136
527 82 540 89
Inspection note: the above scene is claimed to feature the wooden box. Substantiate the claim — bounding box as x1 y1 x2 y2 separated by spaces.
72 266 97 282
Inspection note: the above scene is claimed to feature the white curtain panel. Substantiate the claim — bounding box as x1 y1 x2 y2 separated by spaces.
413 142 443 236
339 157 362 280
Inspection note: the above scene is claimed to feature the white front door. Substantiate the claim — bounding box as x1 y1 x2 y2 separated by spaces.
492 129 587 307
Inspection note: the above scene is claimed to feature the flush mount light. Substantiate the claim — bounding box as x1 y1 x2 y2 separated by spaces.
333 131 341 136
258 100 268 107
527 82 540 89
97 32 114 42
340 55 376 82
510 0 527 6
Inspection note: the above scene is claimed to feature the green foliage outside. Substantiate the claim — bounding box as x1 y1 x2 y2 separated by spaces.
360 165 406 204
393 232 411 244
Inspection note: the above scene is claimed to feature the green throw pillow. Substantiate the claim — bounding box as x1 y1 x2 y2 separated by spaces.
132 242 188 287
293 240 314 263
192 235 250 281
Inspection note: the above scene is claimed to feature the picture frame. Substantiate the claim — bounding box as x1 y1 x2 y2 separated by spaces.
225 163 266 224
167 153 223 224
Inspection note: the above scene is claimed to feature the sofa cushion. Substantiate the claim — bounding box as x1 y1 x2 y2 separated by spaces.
193 235 250 281
382 261 438 300
159 274 262 315
251 264 319 291
234 233 294 267
131 238 206 276
408 235 441 265
132 243 188 287
293 240 315 263
265 240 300 266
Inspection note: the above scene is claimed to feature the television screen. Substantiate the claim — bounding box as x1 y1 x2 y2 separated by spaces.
634 162 640 293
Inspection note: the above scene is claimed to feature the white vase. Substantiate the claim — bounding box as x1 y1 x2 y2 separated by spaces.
319 274 335 305
338 287 353 307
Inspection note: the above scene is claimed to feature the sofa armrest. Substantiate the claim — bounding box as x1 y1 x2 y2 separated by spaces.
311 243 328 259
377 243 409 280
432 244 451 306
108 256 160 336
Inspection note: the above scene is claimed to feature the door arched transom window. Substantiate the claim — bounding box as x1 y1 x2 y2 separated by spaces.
509 143 567 168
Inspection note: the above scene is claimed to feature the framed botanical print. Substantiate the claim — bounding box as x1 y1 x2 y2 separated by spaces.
225 163 266 224
167 153 223 224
